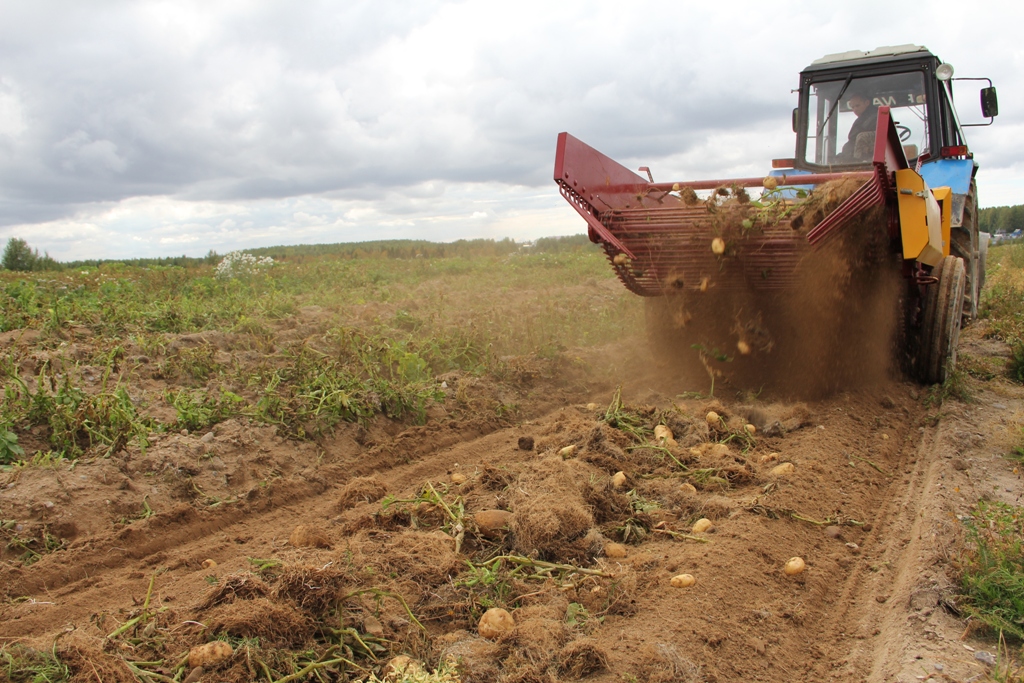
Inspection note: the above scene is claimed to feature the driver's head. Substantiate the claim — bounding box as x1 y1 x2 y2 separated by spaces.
847 93 872 116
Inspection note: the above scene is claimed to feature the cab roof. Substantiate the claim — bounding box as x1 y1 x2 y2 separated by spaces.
804 44 937 72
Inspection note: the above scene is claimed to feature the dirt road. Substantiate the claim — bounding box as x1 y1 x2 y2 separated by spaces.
2 324 1022 683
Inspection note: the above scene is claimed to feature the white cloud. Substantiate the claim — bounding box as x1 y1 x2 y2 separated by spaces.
0 0 1022 257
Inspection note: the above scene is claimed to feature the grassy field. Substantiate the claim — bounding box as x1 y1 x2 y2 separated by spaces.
1 237 641 464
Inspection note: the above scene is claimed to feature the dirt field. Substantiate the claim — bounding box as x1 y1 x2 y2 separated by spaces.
2 245 1023 683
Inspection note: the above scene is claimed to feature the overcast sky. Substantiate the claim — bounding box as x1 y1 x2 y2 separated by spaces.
1 1 1022 260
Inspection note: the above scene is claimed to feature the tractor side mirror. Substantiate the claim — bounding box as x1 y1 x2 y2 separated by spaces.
981 87 999 118
791 108 798 133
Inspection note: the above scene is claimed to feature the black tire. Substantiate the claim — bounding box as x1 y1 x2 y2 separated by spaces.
950 184 980 322
918 255 966 384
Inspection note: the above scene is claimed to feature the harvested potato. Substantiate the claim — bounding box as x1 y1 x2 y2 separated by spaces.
670 574 696 588
744 424 756 435
691 518 713 534
288 525 331 548
611 471 627 489
784 557 806 576
706 411 720 426
613 253 629 266
711 237 726 255
737 340 751 355
474 509 513 538
770 462 795 476
451 473 468 484
385 656 423 680
188 641 234 669
558 445 577 459
759 452 779 464
478 607 515 639
679 482 698 495
586 402 599 411
699 276 710 292
201 559 217 570
654 425 674 445
763 176 778 191
604 542 628 558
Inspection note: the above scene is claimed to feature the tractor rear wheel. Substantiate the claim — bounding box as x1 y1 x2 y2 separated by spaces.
917 255 966 384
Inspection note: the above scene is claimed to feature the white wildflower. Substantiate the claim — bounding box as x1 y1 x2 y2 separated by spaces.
215 251 275 279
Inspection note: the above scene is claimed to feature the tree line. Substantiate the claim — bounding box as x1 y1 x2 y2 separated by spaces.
979 204 1024 234
1 235 597 271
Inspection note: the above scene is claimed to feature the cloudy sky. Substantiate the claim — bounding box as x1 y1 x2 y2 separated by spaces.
1 1 1022 260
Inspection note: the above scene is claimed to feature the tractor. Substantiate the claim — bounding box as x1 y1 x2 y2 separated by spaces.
554 45 998 389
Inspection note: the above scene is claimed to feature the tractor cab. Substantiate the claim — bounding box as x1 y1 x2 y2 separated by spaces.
791 45 997 173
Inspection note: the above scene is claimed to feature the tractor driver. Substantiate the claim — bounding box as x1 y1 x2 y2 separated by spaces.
839 90 879 161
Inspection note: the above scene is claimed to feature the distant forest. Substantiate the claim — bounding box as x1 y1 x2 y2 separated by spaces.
979 204 1024 234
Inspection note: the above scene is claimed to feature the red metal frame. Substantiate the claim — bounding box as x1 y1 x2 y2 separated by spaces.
554 108 909 297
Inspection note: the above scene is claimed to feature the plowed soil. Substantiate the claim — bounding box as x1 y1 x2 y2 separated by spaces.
2 317 1023 683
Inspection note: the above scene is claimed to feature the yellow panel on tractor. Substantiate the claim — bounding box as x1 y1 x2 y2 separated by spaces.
895 168 944 267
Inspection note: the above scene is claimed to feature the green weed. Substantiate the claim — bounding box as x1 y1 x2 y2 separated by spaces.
0 643 70 683
959 500 1024 639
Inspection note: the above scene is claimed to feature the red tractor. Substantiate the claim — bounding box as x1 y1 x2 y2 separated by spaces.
555 45 998 390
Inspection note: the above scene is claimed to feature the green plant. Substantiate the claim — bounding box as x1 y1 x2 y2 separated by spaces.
0 426 25 464
0 643 70 683
959 500 1024 639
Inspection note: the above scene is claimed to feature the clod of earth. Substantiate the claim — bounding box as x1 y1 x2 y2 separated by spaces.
784 557 806 576
363 615 385 637
770 462 795 476
478 607 515 640
288 524 331 548
825 526 844 540
611 471 627 489
517 436 535 451
604 542 628 558
691 518 713 534
474 509 513 538
188 641 233 669
201 558 217 570
671 574 696 588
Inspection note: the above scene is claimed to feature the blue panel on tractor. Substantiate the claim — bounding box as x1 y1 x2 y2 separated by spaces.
919 158 974 194
767 168 813 199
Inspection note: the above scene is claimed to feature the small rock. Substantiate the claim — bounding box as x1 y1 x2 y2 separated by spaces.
43 501 54 509
762 420 784 437
934 663 944 672
180 429 189 436
201 431 215 444
182 667 205 683
909 389 919 401
880 396 895 409
875 595 887 603
517 436 534 451
845 542 859 551
825 525 843 540
975 650 997 667
862 523 873 532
